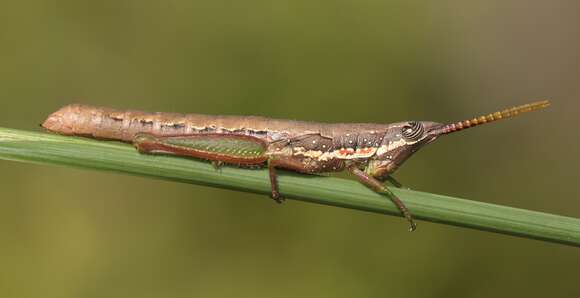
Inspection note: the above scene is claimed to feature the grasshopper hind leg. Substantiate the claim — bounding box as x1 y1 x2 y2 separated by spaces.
133 133 285 203
132 133 269 163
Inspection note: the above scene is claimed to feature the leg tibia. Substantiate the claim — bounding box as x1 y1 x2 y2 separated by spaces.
348 164 416 232
268 159 283 203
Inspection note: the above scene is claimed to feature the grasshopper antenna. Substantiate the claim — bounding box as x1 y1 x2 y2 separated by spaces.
436 100 550 135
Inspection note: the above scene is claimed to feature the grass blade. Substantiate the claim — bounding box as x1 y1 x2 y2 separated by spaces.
0 127 579 246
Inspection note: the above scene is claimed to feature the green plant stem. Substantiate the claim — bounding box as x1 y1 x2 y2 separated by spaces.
0 127 579 246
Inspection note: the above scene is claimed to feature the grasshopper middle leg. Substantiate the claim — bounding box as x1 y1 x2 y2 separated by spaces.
266 157 326 203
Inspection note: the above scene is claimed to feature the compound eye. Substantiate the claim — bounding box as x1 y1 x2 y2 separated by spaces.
402 121 424 141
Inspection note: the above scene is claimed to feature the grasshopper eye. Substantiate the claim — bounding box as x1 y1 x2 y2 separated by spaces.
402 121 424 141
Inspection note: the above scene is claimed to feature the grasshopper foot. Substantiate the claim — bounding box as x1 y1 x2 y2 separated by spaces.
349 164 417 232
267 159 285 204
271 190 285 204
211 161 224 170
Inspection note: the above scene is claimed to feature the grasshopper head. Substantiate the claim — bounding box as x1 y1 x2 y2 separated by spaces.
366 121 443 179
366 100 550 180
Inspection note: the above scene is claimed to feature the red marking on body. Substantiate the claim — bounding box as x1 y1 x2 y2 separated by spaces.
358 148 374 154
338 148 354 156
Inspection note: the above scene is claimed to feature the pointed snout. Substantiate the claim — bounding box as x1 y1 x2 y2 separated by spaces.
422 121 447 142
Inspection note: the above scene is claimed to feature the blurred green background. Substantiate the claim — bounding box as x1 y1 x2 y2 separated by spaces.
1 1 579 297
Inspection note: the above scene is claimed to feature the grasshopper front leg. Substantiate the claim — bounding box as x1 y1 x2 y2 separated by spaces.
133 133 285 202
385 175 404 188
347 163 416 231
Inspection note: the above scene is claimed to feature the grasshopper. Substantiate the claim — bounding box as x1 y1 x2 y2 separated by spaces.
42 100 550 231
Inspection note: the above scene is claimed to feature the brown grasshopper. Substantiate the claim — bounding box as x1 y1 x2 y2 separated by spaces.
42 100 550 231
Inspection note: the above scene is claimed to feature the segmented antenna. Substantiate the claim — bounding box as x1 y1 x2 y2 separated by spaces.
441 100 550 134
